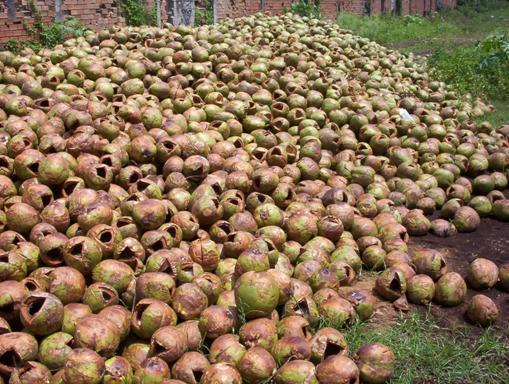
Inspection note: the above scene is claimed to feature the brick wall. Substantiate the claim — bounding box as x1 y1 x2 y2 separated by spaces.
216 0 261 20
401 0 410 15
0 0 124 43
370 0 382 15
411 0 425 14
1 0 52 42
439 0 456 8
263 0 292 15
62 0 123 28
146 0 168 24
0 0 457 43
320 0 337 19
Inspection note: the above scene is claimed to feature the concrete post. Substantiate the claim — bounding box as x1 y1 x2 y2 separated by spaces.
55 0 63 21
168 0 195 25
7 0 16 20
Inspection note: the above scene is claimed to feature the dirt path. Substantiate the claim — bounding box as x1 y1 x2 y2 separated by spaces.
411 219 509 333
351 217 509 335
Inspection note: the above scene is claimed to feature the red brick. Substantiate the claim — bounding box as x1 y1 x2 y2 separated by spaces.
0 0 458 44
321 0 338 19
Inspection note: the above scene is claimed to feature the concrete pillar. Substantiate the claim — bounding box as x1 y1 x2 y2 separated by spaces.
168 0 195 25
212 0 218 23
55 0 63 21
7 0 16 20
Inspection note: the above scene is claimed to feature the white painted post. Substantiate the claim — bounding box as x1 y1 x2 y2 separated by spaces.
55 0 63 21
168 0 195 25
7 0 16 20
156 0 161 26
212 0 218 23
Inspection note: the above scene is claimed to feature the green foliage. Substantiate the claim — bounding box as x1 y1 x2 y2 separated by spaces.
456 0 493 9
479 33 509 96
2 40 25 54
429 34 509 100
288 0 321 18
17 0 88 50
428 47 487 97
344 313 509 384
120 0 157 26
2 39 42 54
337 12 458 46
195 0 215 25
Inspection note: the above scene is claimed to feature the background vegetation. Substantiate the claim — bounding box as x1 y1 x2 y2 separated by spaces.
119 0 157 26
287 0 322 18
345 313 509 384
3 0 88 53
338 0 509 124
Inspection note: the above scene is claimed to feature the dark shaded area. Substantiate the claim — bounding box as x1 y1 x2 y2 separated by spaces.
411 218 509 334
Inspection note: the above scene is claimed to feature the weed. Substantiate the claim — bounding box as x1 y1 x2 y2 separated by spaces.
344 312 509 384
197 337 210 356
337 12 458 47
2 40 26 54
23 0 88 49
288 0 321 19
235 297 247 328
195 0 215 25
429 35 509 101
1 0 88 52
427 47 488 98
338 0 509 52
119 0 157 26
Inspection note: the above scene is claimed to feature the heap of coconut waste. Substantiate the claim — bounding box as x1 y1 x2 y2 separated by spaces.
0 12 506 384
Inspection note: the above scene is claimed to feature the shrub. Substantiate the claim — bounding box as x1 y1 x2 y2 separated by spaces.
120 0 157 26
195 0 215 25
429 33 509 100
23 1 88 48
288 0 321 18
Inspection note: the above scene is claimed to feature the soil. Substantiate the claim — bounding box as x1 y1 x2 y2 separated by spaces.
359 218 509 336
410 217 509 335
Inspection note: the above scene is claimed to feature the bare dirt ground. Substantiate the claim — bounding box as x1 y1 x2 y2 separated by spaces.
410 218 509 334
355 218 509 334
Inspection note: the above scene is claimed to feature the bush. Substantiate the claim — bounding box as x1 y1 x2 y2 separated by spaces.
428 47 488 97
478 33 509 97
120 0 157 26
0 0 90 52
26 17 89 49
288 0 321 18
195 0 215 25
429 33 509 100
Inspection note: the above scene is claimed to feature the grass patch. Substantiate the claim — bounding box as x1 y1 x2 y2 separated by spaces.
428 32 509 101
427 46 489 98
476 99 509 128
337 13 460 48
344 313 509 384
337 1 509 53
337 1 509 122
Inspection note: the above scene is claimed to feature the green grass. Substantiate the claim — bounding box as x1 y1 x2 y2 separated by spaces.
344 313 509 384
337 0 509 125
477 100 509 128
337 5 509 382
337 13 460 50
337 1 509 54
